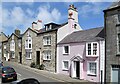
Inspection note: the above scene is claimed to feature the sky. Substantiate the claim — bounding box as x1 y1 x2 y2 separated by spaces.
0 0 113 36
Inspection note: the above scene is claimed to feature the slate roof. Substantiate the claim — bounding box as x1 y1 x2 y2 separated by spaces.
104 1 120 11
58 27 104 44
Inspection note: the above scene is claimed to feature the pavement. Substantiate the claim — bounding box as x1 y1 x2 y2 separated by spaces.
3 61 90 83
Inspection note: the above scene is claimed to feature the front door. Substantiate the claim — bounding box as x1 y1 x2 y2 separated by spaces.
73 61 80 78
76 61 80 78
36 51 40 65
19 52 22 64
111 65 120 83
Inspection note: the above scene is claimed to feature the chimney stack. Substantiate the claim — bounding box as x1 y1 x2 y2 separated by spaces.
15 29 20 36
68 4 78 23
32 20 43 30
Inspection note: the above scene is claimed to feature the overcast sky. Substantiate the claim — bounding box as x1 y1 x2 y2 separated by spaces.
0 1 113 35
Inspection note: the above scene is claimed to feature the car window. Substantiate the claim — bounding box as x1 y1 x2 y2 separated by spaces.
2 68 15 74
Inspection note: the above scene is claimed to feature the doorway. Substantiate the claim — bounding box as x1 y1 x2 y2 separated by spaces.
73 61 80 78
36 51 40 65
19 52 22 64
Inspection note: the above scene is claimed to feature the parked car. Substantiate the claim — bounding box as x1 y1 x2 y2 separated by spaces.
0 66 17 83
0 62 3 68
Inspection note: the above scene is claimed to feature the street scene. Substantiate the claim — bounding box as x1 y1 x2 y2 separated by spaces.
0 0 120 84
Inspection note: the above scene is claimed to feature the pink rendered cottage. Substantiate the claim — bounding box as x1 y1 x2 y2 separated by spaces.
57 27 105 82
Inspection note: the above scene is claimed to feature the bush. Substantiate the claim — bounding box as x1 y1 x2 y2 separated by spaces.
30 62 36 68
36 64 41 69
40 64 45 70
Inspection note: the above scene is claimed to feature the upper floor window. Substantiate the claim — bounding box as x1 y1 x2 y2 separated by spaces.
4 44 6 49
12 35 14 40
43 50 51 60
25 32 32 49
117 33 120 54
43 36 51 46
87 61 97 76
86 42 99 56
18 40 21 48
63 45 70 55
10 40 15 51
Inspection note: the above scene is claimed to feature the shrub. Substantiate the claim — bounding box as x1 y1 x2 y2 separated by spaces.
30 62 36 68
36 64 41 69
40 64 45 70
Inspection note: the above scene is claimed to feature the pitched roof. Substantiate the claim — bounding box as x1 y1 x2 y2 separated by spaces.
58 27 104 44
104 1 120 11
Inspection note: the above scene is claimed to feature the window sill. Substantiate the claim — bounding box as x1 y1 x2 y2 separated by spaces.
63 53 69 55
87 73 97 76
26 58 32 60
86 55 98 57
62 69 69 71
43 59 51 61
116 54 120 56
43 45 51 47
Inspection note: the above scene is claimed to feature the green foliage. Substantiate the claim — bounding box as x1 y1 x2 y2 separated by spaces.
30 62 36 68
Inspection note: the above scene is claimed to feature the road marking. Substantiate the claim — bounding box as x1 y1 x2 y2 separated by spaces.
17 73 22 76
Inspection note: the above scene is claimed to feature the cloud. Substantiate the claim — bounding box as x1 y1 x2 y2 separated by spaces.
37 4 61 24
78 3 105 17
2 3 62 34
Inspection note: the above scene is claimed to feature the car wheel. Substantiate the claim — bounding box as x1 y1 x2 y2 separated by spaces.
14 76 17 81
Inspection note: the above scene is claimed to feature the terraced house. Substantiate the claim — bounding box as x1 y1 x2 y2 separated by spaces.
57 27 105 82
21 5 81 72
2 29 22 62
0 32 8 61
104 1 120 83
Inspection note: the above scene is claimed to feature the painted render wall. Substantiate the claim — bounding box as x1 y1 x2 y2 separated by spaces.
57 19 82 43
57 42 104 82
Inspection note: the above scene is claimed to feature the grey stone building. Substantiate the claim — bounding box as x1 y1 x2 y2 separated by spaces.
2 29 22 62
0 32 8 61
22 23 61 72
104 1 120 82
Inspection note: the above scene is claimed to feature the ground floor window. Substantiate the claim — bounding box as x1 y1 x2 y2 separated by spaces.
43 50 51 60
11 51 15 58
62 61 69 70
87 61 97 76
26 51 32 59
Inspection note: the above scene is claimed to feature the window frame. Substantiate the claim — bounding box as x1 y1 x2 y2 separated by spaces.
63 44 70 55
62 60 69 70
43 50 51 60
86 42 99 57
87 61 97 76
43 36 51 46
26 51 32 60
25 33 32 49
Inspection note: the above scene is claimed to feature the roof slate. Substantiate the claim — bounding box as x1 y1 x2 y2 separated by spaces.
58 27 104 44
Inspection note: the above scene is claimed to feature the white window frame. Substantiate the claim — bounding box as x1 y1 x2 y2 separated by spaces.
43 36 51 46
62 60 69 70
43 50 51 60
26 51 32 60
25 32 32 49
63 44 70 55
4 44 6 49
86 42 99 57
10 40 15 51
87 61 97 76
11 51 15 58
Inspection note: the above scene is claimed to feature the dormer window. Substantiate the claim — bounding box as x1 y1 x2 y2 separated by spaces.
45 25 52 31
49 25 52 29
12 35 14 40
